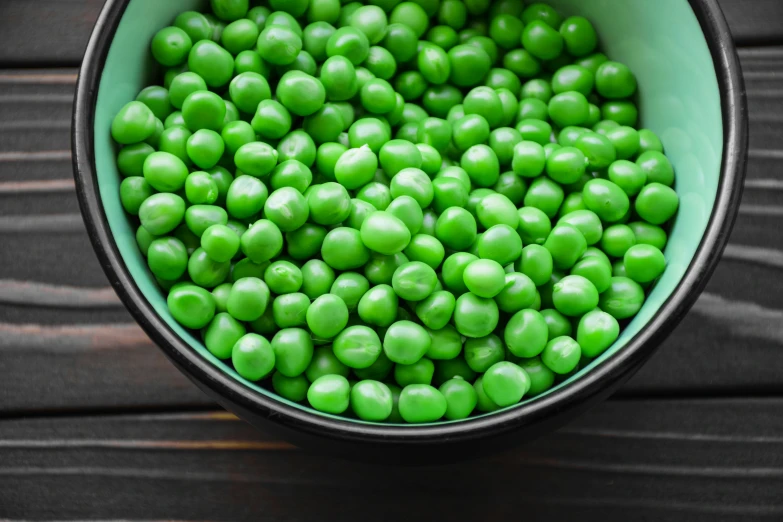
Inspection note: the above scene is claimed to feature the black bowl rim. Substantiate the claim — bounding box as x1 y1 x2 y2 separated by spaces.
72 0 748 446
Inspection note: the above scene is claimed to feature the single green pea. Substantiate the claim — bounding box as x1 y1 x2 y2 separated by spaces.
495 270 536 313
636 150 675 187
570 255 612 294
306 345 350 382
321 227 371 270
635 183 679 225
461 334 503 373
363 45 397 80
227 72 270 115
582 179 630 223
453 292 499 338
462 87 503 129
187 40 234 88
302 21 335 62
301 259 337 299
552 274 599 317
593 119 620 136
181 90 227 133
226 276 270 322
305 182 350 225
595 60 637 99
417 143 442 176
548 91 590 128
416 43 451 86
559 16 597 56
261 261 302 295
306 294 350 339
326 26 371 65
136 86 173 122
346 198 379 231
329 272 370 312
117 143 155 178
210 0 248 21
139 193 186 236
158 126 192 167
522 20 563 60
218 122 253 159
350 380 393 421
331 325 383 369
226 175 267 220
492 172 527 207
602 100 639 127
448 44 491 87
277 129 317 167
427 25 459 50
398 384 447 423
391 261 438 301
383 320 431 365
151 26 192 68
541 335 581 375
174 11 212 42
269 160 312 194
111 101 157 145
146 236 188 281
272 293 310 328
211 282 232 314
256 25 302 66
230 258 268 284
221 18 259 55
404 234 445 271
136 226 155 257
240 219 282 263
515 244 553 287
604 126 640 160
357 181 393 210
540 308 572 340
356 284 398 327
628 221 668 251
524 177 564 219
484 69 521 97
482 361 530 407
439 378 477 420
308 374 351 414
435 207 478 251
544 146 586 185
460 145 500 189
412 290 455 330
168 284 216 330
185 205 228 239
558 209 603 246
607 159 647 196
576 132 617 170
331 146 375 189
263 187 309 233
382 22 419 62
421 84 465 119
437 0 467 29
544 223 587 270
348 117 391 153
234 49 269 77
623 244 666 284
395 358 435 387
203 313 246 360
476 224 522 266
357 210 411 257
577 309 620 358
389 1 430 37
464 35 497 65
188 247 230 288
516 118 552 146
601 224 637 258
274 71 326 118
452 114 491 152
599 276 645 320
200 224 240 263
285 224 326 261
272 371 309 401
232 332 276 381
185 129 224 170
119 177 153 216
446 104 466 124
638 129 664 154
379 140 423 178
389 168 433 208
503 308 547 358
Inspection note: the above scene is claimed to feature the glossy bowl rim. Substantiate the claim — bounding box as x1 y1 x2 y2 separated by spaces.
72 0 747 445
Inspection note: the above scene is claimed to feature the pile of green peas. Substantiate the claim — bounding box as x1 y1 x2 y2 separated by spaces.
112 0 679 424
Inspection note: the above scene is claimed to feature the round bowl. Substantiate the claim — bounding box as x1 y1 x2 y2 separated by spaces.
73 0 747 461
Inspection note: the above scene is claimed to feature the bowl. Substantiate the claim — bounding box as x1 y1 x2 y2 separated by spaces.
73 0 747 461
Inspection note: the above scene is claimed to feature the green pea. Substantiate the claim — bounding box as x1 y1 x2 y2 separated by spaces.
356 284 397 327
453 292 499 338
188 247 230 288
322 227 371 270
382 23 419 62
447 44 491 87
388 168 432 208
211 282 233 314
452 114 490 152
539 308 571 340
482 361 530 407
523 177 563 219
139 193 186 236
470 375 498 412
516 119 552 146
395 358 436 387
203 312 246 359
628 221 668 251
541 335 581 375
389 1 429 37
398 384 447 423
273 71 326 118
391 261 438 301
547 91 589 128
544 223 587 270
602 126 639 161
421 85 464 119
638 129 664 154
263 187 308 232
286 224 327 261
402 234 444 270
200 224 240 263
273 371 309 401
232 332 276 381
234 50 269 77
350 380 393 421
435 207 478 250
256 25 302 66
306 294 350 339
623 244 666 284
480 219 525 265
145 236 187 281
635 183 679 225
187 40 234 88
301 259 336 299
111 101 157 145
119 177 153 216
117 143 155 178
410 290 454 330
383 320 431 365
514 245 552 288
599 276 645 320
225 175 267 220
251 100 292 140
558 15 597 56
459 144 499 189
595 60 637 99
167 284 216 330
426 25 459 50
306 345 350 382
593 119 620 136
324 26 370 65
230 258 268 283
272 293 310 328
576 309 619 359
308 374 350 414
218 122 253 159
261 261 301 295
136 86 173 122
150 26 192 68
521 20 563 60
348 117 391 153
582 179 630 223
185 205 227 239
379 140 423 177
234 142 277 178
503 308 547 357
558 209 603 246
551 274 598 317
602 100 638 127
136 226 155 257
636 150 675 187
570 255 612 294
357 181 392 210
304 182 349 225
437 378 477 420
174 11 212 42
329 325 382 369
607 159 646 196
494 272 536 313
437 252 474 295
461 334 503 373
240 219 282 263
601 224 636 258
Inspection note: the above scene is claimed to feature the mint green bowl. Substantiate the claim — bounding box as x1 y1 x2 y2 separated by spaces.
73 0 747 459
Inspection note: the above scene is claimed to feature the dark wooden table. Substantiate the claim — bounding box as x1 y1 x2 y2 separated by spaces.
1 1 783 520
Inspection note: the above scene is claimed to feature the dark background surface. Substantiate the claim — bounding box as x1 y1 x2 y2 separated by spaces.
1 1 782 520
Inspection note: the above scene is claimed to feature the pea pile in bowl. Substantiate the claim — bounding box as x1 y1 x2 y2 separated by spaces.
110 0 679 424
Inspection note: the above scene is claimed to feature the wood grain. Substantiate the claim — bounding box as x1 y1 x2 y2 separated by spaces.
1 401 783 521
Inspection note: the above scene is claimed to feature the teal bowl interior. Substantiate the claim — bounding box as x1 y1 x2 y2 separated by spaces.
93 0 722 425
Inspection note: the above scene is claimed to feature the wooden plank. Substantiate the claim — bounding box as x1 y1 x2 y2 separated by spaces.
1 400 783 520
718 0 783 45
